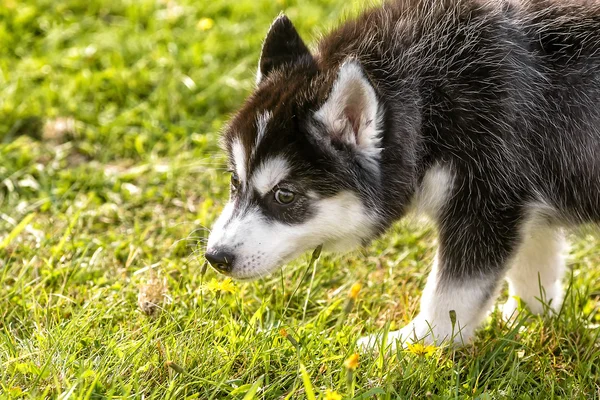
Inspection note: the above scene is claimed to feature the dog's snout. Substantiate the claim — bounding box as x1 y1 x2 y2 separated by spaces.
205 249 235 274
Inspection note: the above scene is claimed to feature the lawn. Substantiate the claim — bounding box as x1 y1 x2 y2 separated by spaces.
1 0 600 398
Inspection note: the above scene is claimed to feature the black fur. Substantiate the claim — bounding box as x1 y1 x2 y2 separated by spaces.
229 0 599 265
212 0 600 339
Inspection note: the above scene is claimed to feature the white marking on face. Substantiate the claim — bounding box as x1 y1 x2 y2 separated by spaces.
231 139 247 182
251 156 290 195
255 111 272 148
315 191 376 252
206 201 235 249
207 191 375 280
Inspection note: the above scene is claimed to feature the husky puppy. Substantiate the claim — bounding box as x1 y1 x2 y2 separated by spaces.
205 0 600 347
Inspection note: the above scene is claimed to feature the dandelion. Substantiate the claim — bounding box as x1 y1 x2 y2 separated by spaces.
324 389 342 400
348 282 361 299
204 277 237 294
341 282 362 317
406 342 437 357
344 353 359 371
197 17 214 31
344 353 359 397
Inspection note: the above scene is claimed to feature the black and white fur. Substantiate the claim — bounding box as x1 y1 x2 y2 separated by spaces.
205 0 600 348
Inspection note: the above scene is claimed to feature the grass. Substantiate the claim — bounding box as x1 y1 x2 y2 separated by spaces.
1 0 600 398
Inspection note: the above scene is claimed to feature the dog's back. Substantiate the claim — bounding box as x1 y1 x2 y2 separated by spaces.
316 0 600 224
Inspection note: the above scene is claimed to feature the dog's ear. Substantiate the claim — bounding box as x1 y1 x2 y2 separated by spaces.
315 60 382 161
257 14 312 84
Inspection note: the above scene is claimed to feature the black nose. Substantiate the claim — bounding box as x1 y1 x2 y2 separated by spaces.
205 249 234 273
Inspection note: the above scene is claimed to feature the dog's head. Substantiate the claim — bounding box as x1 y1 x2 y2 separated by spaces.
205 15 387 280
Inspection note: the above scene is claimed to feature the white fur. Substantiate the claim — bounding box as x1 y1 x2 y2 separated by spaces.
359 201 568 352
206 201 235 248
410 261 498 344
358 254 499 350
501 208 567 319
231 139 247 182
254 111 272 150
413 165 454 218
255 66 263 86
315 60 382 170
207 191 375 280
358 165 462 351
251 156 291 195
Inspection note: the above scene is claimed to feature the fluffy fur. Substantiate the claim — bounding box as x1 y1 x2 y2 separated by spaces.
205 0 600 348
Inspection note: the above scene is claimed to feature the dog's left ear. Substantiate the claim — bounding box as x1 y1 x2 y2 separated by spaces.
315 60 382 160
257 14 312 84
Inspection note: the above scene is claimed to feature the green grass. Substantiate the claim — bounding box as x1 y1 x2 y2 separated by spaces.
1 0 600 398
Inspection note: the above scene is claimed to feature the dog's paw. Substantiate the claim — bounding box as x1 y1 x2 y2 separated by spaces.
498 297 521 321
356 332 404 354
358 316 473 353
356 333 384 353
357 321 433 354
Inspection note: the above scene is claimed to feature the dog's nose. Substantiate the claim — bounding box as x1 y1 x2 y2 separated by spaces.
205 249 234 274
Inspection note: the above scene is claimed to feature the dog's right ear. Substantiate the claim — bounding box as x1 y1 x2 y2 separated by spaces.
315 60 382 166
257 14 312 84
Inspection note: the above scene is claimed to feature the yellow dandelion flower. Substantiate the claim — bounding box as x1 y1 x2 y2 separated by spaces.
204 277 237 294
325 389 342 400
406 342 437 357
348 282 361 299
344 353 359 370
197 17 214 31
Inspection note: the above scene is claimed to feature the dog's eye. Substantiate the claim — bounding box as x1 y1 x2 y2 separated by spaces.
230 173 240 191
274 188 295 205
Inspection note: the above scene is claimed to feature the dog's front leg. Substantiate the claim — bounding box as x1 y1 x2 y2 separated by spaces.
358 256 503 351
359 206 522 351
390 254 501 346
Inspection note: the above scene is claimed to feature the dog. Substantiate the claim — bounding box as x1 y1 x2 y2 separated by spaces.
204 0 600 349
